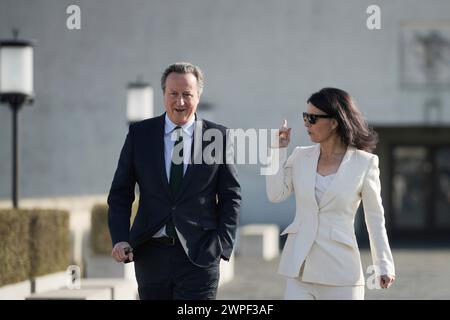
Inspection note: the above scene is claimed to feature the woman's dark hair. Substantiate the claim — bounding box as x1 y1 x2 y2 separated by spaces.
307 87 378 153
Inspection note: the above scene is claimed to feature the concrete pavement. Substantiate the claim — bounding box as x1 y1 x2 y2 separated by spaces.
217 249 450 300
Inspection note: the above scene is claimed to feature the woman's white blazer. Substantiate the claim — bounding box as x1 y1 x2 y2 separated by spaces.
266 145 395 286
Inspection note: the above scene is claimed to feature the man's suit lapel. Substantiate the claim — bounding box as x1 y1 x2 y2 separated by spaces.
155 114 173 199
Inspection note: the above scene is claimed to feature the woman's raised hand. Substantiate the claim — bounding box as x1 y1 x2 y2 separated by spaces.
278 119 291 148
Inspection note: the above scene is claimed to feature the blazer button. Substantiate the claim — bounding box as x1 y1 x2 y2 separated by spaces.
172 206 176 210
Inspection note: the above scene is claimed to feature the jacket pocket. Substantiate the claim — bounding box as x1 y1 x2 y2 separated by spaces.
201 222 218 230
201 216 218 230
199 207 219 230
330 228 357 249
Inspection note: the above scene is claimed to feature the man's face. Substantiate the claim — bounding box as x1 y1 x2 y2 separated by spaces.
163 72 200 126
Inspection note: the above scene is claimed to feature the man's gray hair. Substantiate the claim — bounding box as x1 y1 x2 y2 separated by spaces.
161 62 204 95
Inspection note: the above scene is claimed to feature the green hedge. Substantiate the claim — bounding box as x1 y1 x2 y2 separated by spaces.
0 209 71 286
90 204 112 255
29 210 70 278
91 201 138 255
0 209 31 286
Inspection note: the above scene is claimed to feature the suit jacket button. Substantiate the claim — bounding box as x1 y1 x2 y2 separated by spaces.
172 206 176 210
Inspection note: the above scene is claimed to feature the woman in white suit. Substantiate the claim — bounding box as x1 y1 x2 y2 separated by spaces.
266 88 395 300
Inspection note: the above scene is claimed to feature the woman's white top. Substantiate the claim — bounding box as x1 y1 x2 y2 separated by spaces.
315 173 336 205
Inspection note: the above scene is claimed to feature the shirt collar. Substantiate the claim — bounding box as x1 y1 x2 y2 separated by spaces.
164 113 195 137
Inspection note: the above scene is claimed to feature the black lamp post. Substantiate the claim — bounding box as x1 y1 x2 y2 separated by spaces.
0 29 34 208
126 76 153 125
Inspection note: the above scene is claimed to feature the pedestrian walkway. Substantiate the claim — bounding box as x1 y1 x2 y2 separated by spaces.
217 249 450 300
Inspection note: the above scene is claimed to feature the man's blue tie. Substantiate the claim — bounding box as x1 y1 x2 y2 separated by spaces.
166 126 183 238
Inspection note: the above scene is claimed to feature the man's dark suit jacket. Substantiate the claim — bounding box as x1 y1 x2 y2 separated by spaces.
107 113 241 268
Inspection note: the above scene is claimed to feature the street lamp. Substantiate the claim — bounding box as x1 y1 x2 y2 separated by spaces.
0 29 34 208
126 76 153 125
126 76 153 196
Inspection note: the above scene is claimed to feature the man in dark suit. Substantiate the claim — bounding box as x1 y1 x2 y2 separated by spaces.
108 62 241 300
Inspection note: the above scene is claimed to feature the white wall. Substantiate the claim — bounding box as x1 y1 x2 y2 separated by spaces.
1 0 449 227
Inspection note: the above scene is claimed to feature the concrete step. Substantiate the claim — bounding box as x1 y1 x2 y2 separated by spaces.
238 224 280 261
26 288 111 300
80 278 137 300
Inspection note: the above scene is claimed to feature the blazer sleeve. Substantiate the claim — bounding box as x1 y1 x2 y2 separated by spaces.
362 154 395 276
107 126 136 246
265 147 297 203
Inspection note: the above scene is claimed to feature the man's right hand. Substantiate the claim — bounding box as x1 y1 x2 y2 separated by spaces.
277 119 291 148
111 241 133 263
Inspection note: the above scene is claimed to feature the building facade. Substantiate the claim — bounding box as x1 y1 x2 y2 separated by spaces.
1 0 449 245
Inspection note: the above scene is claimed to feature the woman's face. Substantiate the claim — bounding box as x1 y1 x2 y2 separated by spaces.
304 103 338 143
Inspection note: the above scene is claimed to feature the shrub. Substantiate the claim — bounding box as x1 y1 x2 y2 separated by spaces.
29 209 70 278
91 201 138 255
0 209 31 286
0 208 71 286
90 204 112 255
